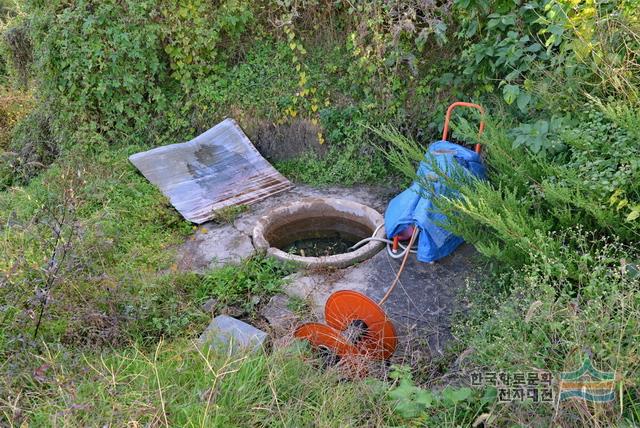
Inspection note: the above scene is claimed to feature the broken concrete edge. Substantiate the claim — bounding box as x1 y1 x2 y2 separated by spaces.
252 197 386 269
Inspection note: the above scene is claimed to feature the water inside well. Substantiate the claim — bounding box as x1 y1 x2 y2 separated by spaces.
267 216 372 257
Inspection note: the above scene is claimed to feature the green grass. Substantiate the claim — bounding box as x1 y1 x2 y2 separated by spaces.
211 204 248 224
2 340 393 427
450 236 640 426
196 256 296 312
0 137 296 346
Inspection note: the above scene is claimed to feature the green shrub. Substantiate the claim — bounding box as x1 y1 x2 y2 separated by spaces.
28 0 172 143
380 97 640 270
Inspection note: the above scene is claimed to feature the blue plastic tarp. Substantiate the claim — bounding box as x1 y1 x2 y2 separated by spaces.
384 141 486 262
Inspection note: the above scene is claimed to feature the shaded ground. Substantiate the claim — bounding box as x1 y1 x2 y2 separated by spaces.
178 184 480 359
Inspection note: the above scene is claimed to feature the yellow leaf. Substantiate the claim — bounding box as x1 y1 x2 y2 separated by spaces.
627 209 640 222
311 105 318 112
617 199 629 211
289 42 297 50
290 109 297 118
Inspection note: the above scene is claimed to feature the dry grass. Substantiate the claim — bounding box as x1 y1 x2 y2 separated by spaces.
0 87 31 149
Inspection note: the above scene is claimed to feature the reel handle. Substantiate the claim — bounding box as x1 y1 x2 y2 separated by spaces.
442 102 485 154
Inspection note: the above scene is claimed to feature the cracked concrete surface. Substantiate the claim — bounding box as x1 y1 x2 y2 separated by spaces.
178 184 479 357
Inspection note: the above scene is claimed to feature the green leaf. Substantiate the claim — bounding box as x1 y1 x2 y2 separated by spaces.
501 15 516 26
517 92 531 112
504 69 521 82
503 84 520 105
617 199 629 211
442 387 472 403
388 379 416 401
394 401 423 419
548 24 565 36
415 390 433 407
481 386 498 404
526 43 542 52
627 208 640 222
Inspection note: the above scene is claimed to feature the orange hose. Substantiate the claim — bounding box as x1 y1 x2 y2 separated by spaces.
392 236 399 253
378 227 420 306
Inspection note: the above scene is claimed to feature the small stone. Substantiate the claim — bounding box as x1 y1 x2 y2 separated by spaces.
260 294 296 330
201 298 218 313
199 315 267 354
221 305 244 318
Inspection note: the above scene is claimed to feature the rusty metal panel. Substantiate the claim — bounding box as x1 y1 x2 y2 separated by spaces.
129 118 293 224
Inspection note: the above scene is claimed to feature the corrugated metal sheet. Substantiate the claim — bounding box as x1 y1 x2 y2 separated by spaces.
129 118 293 224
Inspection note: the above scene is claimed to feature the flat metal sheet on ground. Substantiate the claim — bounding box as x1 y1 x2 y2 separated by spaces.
129 118 293 224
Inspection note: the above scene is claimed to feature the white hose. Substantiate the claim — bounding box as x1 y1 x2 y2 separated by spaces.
348 223 418 258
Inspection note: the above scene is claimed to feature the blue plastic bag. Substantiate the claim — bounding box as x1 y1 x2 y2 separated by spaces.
384 141 486 262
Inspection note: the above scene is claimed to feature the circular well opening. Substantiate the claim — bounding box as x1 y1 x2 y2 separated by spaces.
252 198 385 268
267 216 372 257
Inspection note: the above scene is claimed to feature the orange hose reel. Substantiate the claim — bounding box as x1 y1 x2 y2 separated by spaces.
294 291 397 361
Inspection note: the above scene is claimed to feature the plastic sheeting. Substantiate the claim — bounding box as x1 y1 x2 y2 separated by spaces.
384 141 486 262
129 118 293 224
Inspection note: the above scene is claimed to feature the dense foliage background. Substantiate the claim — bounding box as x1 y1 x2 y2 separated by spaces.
0 0 638 426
